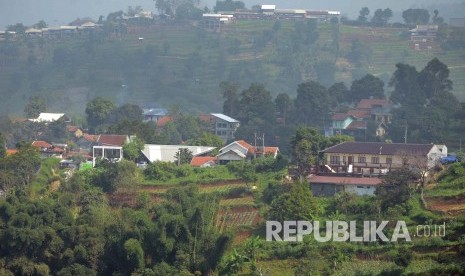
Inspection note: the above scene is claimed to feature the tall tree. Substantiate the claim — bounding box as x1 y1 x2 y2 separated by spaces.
155 0 200 17
123 137 145 161
107 103 143 125
357 7 370 23
85 97 116 132
346 39 372 66
290 127 326 176
6 23 27 34
214 0 245 12
186 132 224 148
0 132 5 158
376 168 416 211
389 63 423 106
24 96 47 118
350 74 385 103
238 83 275 128
294 81 331 127
294 20 319 45
175 115 202 142
220 81 240 118
371 8 393 26
274 93 292 126
418 58 453 100
402 9 430 25
33 20 48 29
328 82 349 106
174 148 193 165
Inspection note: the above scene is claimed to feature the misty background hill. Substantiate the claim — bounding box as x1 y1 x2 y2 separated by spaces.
1 0 464 28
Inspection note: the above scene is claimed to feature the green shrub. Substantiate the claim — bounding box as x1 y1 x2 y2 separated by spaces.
437 251 456 264
144 161 176 181
394 247 412 267
175 164 192 177
226 187 249 198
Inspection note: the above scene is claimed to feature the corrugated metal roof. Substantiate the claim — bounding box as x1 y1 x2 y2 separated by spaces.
210 113 239 123
332 113 351 121
143 108 168 116
322 142 433 156
30 113 65 122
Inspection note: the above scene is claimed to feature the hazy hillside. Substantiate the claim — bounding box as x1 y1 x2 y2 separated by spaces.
1 20 464 117
1 0 463 28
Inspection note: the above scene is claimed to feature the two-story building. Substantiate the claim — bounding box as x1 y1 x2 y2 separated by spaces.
330 113 355 135
92 134 131 167
320 141 447 175
201 113 240 143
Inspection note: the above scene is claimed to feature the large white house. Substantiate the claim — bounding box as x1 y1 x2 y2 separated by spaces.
141 145 216 163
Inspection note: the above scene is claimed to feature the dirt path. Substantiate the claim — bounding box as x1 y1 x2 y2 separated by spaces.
426 196 465 216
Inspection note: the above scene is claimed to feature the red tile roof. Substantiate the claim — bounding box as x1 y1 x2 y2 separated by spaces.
357 99 390 110
32 141 52 148
13 118 28 123
331 113 351 121
156 116 173 128
97 134 128 146
262 147 279 155
191 156 217 167
6 149 18 156
347 109 371 119
66 150 92 160
237 140 253 150
235 140 278 155
83 134 98 142
199 114 214 123
346 121 368 130
309 175 382 186
66 125 80 132
52 147 64 153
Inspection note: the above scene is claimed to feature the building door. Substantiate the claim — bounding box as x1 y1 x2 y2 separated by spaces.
348 156 353 164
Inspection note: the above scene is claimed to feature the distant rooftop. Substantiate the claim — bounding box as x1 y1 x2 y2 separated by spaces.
211 113 239 123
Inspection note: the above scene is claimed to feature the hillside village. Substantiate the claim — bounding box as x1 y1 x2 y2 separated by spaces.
1 1 465 275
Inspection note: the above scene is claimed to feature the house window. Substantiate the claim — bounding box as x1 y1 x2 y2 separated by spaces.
343 156 346 164
330 155 340 165
358 156 366 163
357 186 364 189
371 156 379 164
217 122 227 128
386 157 392 164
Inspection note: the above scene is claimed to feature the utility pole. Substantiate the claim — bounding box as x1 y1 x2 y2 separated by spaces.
404 121 408 144
253 132 257 159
